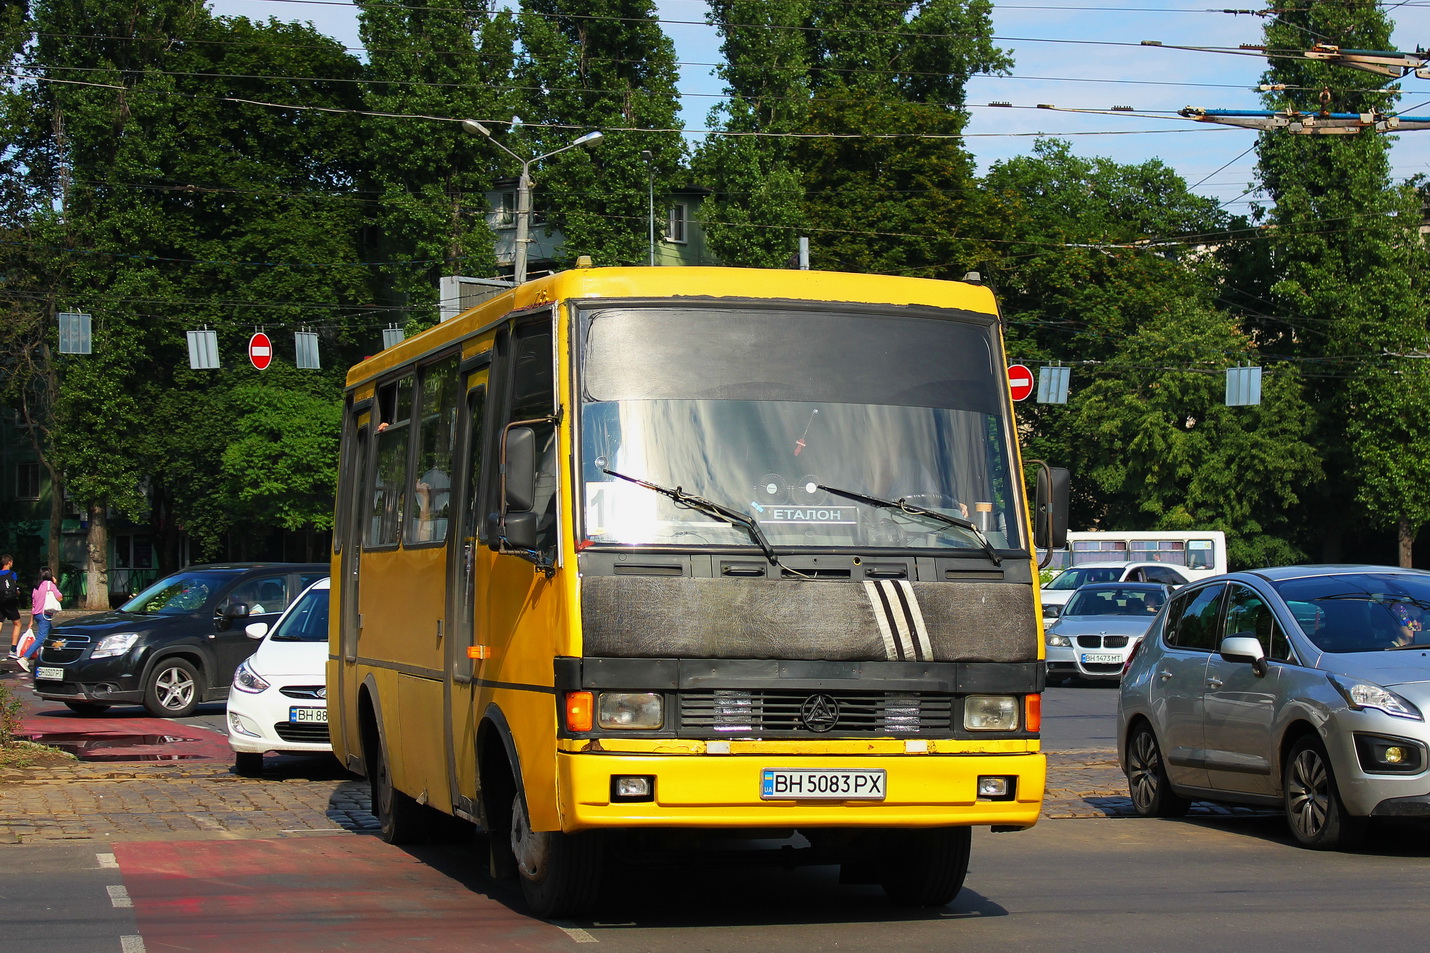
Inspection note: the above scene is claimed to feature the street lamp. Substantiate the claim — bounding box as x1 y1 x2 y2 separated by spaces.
463 120 604 285
641 149 655 266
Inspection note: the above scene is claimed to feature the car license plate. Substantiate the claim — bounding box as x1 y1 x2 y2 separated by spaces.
34 666 63 681
1081 653 1122 665
760 768 886 800
289 707 328 724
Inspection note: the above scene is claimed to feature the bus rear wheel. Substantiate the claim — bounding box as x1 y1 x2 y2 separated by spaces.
878 826 971 907
368 725 435 845
510 793 603 919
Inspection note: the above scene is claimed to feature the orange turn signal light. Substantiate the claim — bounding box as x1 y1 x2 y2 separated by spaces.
1025 693 1042 734
565 691 594 732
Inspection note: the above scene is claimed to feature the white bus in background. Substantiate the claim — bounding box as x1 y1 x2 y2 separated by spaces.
1041 530 1228 582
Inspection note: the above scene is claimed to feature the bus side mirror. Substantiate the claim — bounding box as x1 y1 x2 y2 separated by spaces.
504 426 537 512
1033 463 1069 552
498 511 539 551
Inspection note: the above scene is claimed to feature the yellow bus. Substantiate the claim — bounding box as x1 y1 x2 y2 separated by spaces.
328 265 1067 917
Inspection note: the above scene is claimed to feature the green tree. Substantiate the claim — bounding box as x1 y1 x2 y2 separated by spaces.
357 0 514 317
698 0 1008 276
981 139 1320 563
511 0 685 269
1251 1 1428 564
7 1 371 595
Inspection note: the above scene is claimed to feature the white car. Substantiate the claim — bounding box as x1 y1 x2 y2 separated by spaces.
227 576 331 775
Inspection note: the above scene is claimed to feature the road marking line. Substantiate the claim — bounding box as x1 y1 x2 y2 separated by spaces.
96 852 118 868
120 936 146 953
551 922 599 943
108 884 132 908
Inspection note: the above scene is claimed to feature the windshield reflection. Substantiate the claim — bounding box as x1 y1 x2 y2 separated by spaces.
580 398 1018 552
1276 573 1430 653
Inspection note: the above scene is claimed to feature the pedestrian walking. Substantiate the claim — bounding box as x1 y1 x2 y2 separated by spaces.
0 554 21 659
21 568 62 673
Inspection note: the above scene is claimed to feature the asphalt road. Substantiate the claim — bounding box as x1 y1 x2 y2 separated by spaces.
15 674 1430 953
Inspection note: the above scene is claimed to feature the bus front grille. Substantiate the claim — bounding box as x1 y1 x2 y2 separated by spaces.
679 691 953 736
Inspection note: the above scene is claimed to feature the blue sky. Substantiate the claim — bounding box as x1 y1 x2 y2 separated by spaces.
210 1 1430 213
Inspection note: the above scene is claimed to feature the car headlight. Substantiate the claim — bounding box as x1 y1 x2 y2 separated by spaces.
1329 675 1423 721
964 695 1019 731
598 692 664 729
233 660 271 694
1047 633 1073 647
91 632 139 659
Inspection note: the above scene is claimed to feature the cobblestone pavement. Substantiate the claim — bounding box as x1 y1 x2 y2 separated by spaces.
0 748 1156 845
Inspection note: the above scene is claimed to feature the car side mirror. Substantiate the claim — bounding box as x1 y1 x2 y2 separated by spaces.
245 622 269 640
215 602 249 631
1220 634 1268 677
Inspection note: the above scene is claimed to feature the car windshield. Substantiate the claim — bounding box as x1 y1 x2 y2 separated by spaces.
1065 587 1164 616
1273 572 1430 653
577 304 1023 555
1046 567 1123 591
269 586 330 643
120 572 229 614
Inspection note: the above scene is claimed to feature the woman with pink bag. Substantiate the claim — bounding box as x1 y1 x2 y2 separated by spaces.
19 568 62 673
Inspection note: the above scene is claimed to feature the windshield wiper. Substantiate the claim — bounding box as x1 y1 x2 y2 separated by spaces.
604 470 779 565
816 483 1003 566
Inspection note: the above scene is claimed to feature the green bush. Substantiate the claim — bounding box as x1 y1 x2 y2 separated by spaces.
0 682 21 747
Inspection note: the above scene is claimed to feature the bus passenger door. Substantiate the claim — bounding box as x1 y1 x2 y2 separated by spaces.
335 411 369 769
446 370 488 822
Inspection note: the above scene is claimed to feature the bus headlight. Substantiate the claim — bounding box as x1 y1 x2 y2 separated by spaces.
598 692 664 729
964 695 1019 731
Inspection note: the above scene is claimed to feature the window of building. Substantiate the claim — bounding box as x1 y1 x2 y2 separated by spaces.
495 191 516 228
665 202 688 244
16 463 39 500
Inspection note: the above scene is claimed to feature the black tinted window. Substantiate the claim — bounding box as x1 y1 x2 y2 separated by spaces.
1165 584 1225 651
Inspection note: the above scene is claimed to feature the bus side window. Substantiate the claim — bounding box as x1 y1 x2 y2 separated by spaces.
368 377 413 546
508 325 558 554
410 355 461 544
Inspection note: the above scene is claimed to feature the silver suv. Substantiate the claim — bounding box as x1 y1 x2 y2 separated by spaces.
1119 565 1430 850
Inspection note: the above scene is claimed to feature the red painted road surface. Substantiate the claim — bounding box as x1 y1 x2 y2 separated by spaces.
15 688 232 762
114 838 567 952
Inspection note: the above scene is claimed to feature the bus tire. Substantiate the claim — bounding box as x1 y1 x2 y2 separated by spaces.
368 724 434 845
879 826 971 907
510 792 603 919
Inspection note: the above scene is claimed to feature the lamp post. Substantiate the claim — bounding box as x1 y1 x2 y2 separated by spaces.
462 121 604 285
641 149 655 266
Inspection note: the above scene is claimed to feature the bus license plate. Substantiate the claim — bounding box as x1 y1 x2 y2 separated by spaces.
1081 653 1121 665
760 768 886 800
35 666 63 681
289 707 328 724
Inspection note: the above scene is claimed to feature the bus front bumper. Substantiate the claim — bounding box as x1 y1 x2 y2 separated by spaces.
556 751 1045 831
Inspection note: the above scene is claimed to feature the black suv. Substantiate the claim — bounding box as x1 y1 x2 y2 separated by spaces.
33 563 328 717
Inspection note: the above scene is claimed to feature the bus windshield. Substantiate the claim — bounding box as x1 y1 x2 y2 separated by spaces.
577 304 1022 553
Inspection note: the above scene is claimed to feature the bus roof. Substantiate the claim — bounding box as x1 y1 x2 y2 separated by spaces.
346 266 1000 389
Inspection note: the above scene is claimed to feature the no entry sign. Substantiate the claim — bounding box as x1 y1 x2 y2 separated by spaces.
249 332 273 371
1008 364 1034 402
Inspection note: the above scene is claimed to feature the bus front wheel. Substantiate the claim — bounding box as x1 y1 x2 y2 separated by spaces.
878 826 972 907
510 793 603 918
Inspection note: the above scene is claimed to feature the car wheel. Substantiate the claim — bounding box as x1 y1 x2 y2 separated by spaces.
1284 735 1365 850
510 792 603 918
234 752 264 777
1126 723 1191 818
878 826 972 907
63 702 111 716
143 658 201 717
